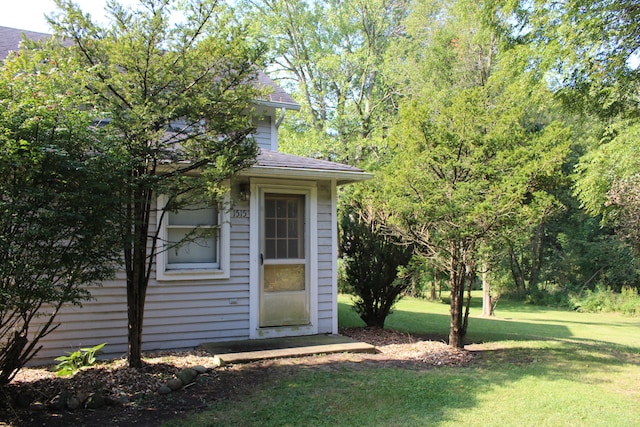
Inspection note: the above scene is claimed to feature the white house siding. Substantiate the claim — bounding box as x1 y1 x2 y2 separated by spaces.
29 187 253 363
316 181 336 334
26 174 343 364
253 115 273 151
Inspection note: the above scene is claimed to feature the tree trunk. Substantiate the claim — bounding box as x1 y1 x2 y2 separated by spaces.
126 183 154 368
481 264 494 317
448 244 465 348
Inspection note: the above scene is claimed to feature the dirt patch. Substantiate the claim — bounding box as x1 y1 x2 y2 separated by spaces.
1 328 475 426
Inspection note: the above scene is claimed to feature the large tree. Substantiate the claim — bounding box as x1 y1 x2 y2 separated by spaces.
49 0 266 367
382 0 570 347
521 0 640 252
0 39 121 385
242 0 406 165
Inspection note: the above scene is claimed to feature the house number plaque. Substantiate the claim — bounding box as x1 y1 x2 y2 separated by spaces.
232 209 249 218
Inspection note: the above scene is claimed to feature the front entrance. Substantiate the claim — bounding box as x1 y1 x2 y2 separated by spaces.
259 193 310 327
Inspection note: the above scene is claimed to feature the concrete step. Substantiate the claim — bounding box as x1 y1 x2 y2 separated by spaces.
201 334 376 364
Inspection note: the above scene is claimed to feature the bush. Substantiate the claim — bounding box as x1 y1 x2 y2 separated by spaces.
570 286 640 315
339 202 414 328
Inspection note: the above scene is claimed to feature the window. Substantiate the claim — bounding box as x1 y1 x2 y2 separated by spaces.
156 194 230 281
264 194 304 260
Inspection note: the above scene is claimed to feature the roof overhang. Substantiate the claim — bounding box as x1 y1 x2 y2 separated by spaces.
254 99 301 111
238 165 373 186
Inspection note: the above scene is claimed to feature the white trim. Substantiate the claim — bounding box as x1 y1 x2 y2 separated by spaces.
156 192 231 281
331 179 339 335
240 166 373 186
254 100 301 111
249 178 318 339
270 112 278 151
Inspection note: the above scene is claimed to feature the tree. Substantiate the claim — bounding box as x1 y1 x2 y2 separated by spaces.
241 0 406 165
339 195 414 328
0 40 121 385
522 0 640 260
382 0 570 348
49 0 266 367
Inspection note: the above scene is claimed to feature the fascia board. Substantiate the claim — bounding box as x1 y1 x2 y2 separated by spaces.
238 165 374 186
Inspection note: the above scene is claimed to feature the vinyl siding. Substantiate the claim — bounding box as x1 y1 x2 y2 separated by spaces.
316 182 335 334
254 116 273 150
26 166 341 364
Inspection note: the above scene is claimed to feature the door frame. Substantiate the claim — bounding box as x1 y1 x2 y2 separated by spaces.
249 178 318 339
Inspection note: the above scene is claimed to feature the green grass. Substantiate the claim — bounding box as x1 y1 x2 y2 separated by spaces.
167 294 640 427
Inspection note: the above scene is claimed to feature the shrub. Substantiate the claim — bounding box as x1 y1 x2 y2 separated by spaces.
339 202 414 328
570 286 640 315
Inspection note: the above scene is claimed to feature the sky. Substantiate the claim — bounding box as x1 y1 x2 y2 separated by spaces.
0 1 140 33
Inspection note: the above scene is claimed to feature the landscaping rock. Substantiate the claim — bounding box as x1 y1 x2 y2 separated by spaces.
177 368 197 385
114 395 130 405
211 356 222 368
66 397 81 411
104 396 125 406
158 385 172 395
85 393 106 409
29 402 46 411
193 365 208 374
167 378 183 391
49 394 67 411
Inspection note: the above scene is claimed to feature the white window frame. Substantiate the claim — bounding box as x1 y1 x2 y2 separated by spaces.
156 192 231 281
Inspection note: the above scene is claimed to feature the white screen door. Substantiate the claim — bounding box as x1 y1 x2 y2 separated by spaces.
260 193 309 327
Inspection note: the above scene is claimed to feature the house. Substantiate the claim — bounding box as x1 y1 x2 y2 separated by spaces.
0 26 372 362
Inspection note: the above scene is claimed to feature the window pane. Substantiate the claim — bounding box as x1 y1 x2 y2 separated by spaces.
167 229 216 264
264 264 305 291
288 219 298 238
266 240 276 259
276 219 287 238
288 240 299 259
266 199 276 217
168 205 217 226
265 218 276 238
277 239 287 258
287 200 297 218
264 194 304 260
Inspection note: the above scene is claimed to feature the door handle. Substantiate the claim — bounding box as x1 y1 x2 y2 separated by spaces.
260 253 264 265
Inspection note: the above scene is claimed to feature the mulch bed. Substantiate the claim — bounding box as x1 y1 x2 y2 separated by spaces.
0 328 475 426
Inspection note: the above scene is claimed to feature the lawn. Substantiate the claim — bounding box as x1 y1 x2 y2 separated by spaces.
170 294 640 427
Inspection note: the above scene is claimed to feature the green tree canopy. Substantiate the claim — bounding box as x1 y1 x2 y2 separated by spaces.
381 0 571 347
49 0 267 367
0 39 121 385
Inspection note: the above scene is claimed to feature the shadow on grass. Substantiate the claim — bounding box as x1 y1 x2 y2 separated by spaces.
181 303 640 426
169 335 640 427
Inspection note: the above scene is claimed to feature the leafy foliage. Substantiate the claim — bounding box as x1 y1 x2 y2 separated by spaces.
242 0 404 165
0 40 121 385
48 0 266 367
339 199 414 328
570 286 640 316
381 0 571 347
54 343 106 377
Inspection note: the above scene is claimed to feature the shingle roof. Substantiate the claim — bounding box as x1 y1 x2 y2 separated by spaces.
257 149 362 173
0 26 300 111
249 149 372 185
0 26 51 59
256 70 299 110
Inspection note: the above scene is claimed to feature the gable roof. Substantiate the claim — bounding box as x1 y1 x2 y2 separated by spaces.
245 149 372 185
0 25 300 111
0 26 52 59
